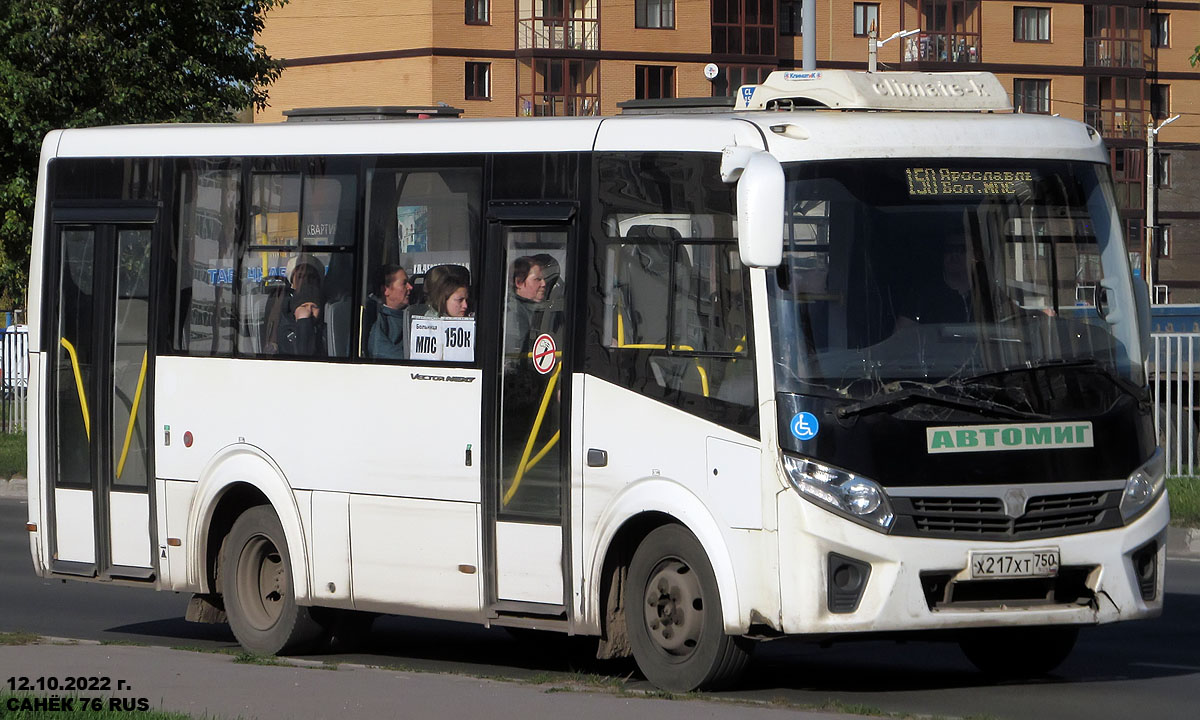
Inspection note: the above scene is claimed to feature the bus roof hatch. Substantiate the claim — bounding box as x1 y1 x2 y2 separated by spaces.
735 70 1012 113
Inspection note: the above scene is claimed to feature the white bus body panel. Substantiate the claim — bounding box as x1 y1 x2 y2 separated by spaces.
349 496 482 617
158 479 197 591
51 117 605 159
746 112 1108 165
109 492 152 568
496 522 562 604
580 376 778 634
158 355 483 612
52 488 95 563
776 486 1167 633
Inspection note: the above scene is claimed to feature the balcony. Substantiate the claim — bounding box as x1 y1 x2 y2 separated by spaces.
905 33 980 64
1084 108 1146 140
1084 39 1145 69
518 17 598 51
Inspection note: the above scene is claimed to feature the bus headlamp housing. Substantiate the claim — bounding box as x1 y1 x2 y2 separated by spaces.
1120 448 1166 523
782 454 894 532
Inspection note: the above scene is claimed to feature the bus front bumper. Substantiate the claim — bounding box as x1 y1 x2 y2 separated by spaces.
775 488 1168 635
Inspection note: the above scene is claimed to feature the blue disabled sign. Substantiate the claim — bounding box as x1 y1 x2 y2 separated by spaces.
790 412 819 441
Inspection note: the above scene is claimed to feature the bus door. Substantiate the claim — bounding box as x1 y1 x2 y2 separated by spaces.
484 202 576 614
47 208 157 580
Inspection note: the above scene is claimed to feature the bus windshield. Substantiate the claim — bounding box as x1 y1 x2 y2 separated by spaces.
768 158 1145 405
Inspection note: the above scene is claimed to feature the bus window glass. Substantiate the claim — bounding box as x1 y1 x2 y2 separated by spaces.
591 153 756 436
769 159 1143 409
239 160 357 358
174 159 240 355
361 165 481 362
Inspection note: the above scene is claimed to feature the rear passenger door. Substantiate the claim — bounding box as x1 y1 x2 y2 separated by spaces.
47 209 157 580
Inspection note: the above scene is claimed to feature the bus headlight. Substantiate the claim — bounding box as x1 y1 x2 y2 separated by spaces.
782 454 894 532
1120 448 1166 522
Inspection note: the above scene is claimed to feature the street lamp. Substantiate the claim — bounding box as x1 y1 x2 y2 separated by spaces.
868 26 920 73
1145 113 1180 296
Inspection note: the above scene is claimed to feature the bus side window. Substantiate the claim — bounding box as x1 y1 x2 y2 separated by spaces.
174 160 240 356
360 163 481 363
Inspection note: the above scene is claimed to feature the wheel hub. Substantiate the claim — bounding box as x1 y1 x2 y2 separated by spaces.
644 560 704 656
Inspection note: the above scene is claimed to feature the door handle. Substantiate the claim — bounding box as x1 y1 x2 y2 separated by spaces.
587 448 608 467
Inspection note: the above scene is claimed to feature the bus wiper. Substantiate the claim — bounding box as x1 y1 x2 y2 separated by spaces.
964 358 1145 399
835 383 1048 420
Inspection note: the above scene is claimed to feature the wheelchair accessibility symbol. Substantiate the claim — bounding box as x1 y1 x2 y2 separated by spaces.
789 412 819 441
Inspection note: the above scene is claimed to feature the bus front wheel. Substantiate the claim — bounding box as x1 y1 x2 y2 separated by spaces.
221 506 324 655
958 625 1078 678
625 524 751 691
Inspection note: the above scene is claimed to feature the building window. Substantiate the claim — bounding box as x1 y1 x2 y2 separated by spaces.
854 3 880 36
1151 83 1169 120
1085 5 1144 68
711 65 773 97
781 0 803 36
465 0 489 25
1158 225 1171 258
1013 78 1050 114
1151 13 1169 48
635 66 676 99
465 62 490 100
636 0 674 29
907 0 982 63
1158 152 1172 188
712 1 777 56
1014 7 1050 42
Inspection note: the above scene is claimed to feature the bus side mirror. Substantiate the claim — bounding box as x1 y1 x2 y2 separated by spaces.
1132 275 1152 362
722 147 784 268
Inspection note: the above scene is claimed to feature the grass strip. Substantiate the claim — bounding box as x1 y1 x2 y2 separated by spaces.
1168 476 1200 527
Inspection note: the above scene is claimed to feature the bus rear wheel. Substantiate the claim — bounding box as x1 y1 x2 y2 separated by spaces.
958 626 1079 678
625 524 751 692
221 506 323 655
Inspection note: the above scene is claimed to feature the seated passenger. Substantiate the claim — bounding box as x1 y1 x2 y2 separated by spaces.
278 283 326 357
423 264 471 318
367 264 412 359
505 256 547 358
263 254 324 354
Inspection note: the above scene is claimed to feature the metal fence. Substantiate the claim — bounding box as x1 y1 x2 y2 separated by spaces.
2 328 28 433
1150 332 1199 477
0 327 1195 475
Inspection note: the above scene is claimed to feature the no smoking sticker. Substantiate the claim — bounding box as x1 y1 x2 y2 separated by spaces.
532 333 557 375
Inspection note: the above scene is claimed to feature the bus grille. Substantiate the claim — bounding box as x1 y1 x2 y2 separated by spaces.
892 490 1122 540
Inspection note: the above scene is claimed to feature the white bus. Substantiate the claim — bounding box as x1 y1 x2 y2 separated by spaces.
25 70 1167 691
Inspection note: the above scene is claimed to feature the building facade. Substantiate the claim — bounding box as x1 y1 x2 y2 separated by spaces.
256 0 1200 301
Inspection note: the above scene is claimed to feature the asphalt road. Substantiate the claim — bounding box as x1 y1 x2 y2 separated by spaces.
3 496 1199 720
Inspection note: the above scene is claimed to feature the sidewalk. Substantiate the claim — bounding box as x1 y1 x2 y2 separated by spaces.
0 641 855 720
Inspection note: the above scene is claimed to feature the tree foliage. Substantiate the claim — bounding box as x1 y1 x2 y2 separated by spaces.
0 0 287 308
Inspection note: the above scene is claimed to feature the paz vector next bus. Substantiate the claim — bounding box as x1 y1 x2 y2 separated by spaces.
26 70 1165 691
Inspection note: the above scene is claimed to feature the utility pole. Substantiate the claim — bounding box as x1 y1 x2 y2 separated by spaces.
802 0 816 69
1146 114 1180 296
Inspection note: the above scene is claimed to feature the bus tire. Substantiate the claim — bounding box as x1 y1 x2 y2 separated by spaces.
221 506 323 655
625 524 751 692
958 625 1078 678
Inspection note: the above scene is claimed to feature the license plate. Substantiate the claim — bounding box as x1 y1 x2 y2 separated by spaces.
970 549 1059 579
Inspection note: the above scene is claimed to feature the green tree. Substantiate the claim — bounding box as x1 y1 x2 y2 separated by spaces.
0 0 287 309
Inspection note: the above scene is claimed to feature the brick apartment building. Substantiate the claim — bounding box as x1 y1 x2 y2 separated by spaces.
256 0 1200 302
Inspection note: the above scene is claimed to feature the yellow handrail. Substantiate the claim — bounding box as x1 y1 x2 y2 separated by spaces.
116 350 148 480
502 364 561 506
59 338 91 441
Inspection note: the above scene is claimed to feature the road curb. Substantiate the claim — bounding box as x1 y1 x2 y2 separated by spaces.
0 475 25 499
1167 526 1200 559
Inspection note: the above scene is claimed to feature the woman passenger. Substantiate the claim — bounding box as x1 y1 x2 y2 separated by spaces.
423 265 471 317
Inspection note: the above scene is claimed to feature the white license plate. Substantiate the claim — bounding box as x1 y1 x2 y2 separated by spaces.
969 548 1060 579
